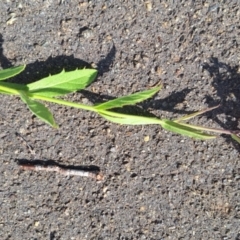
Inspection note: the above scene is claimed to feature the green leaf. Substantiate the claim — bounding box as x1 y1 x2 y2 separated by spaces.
19 91 58 128
98 110 162 125
231 134 240 144
27 68 97 97
95 86 161 110
0 65 26 81
160 119 216 140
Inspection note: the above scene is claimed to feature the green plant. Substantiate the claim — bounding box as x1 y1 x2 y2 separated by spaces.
0 65 239 142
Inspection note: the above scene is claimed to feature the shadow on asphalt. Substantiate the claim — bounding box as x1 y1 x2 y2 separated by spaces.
202 57 240 148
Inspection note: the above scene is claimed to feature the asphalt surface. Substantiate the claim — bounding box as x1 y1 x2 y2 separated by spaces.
0 1 239 239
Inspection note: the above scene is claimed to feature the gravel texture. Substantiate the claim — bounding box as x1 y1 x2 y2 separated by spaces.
0 1 240 239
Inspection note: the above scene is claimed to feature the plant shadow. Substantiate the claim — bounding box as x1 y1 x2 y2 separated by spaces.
0 33 116 84
0 34 12 68
202 57 240 148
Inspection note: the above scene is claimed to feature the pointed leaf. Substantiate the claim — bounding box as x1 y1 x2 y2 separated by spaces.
27 68 97 97
173 121 234 135
0 65 25 81
98 110 162 125
160 119 216 140
175 105 220 122
95 86 161 110
19 91 58 128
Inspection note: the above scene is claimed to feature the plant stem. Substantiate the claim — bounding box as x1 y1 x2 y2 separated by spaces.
0 84 20 95
31 93 165 125
29 93 98 112
98 109 164 125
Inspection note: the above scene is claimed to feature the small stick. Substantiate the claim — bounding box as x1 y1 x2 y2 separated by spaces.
20 164 104 181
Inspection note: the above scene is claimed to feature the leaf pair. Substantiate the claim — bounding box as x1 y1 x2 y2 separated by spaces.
0 66 98 127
